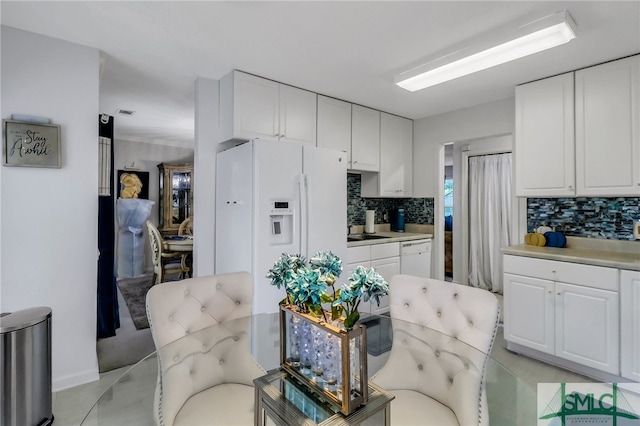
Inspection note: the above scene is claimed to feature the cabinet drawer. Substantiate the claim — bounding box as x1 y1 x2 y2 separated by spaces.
347 246 370 264
504 255 618 291
370 242 400 260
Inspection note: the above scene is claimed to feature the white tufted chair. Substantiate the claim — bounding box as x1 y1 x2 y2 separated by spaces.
371 275 500 426
146 272 267 426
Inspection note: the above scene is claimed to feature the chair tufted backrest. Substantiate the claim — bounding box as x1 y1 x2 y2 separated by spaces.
371 275 500 426
147 272 254 348
146 272 265 426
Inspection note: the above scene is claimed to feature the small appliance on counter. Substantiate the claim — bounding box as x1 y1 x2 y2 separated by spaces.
390 208 405 232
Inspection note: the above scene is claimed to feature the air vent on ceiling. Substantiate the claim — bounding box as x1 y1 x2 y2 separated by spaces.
116 109 136 116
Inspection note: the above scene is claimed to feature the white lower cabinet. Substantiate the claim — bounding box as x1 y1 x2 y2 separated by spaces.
346 245 372 315
503 273 555 354
504 255 619 376
554 282 618 374
369 257 399 315
621 270 640 381
347 243 399 315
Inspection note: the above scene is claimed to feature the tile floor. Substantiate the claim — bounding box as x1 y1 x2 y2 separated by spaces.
52 324 595 425
52 361 145 426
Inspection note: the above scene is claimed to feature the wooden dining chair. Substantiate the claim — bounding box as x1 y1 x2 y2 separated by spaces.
146 221 189 285
178 216 193 236
177 216 193 275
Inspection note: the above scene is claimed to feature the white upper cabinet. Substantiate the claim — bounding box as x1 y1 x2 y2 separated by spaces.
575 55 640 196
361 112 413 197
279 84 317 146
515 72 575 197
514 55 640 198
220 70 316 145
221 71 279 141
351 105 380 172
220 70 416 187
317 95 352 164
381 113 413 197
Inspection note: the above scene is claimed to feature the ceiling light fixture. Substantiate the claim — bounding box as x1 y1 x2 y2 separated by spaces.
395 10 577 92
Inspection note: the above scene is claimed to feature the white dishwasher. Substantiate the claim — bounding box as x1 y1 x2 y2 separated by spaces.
400 239 432 278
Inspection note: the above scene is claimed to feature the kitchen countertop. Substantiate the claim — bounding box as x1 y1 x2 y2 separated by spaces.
503 237 640 271
347 231 433 248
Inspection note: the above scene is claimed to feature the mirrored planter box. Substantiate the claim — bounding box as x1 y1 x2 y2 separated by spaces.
279 305 368 415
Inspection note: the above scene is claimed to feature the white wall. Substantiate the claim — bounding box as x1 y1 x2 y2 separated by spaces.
413 97 515 280
1 26 101 390
193 77 220 277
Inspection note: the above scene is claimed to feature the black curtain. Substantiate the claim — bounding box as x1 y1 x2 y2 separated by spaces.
97 115 119 338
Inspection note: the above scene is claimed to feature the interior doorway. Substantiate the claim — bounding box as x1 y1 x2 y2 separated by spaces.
445 134 525 289
466 152 512 293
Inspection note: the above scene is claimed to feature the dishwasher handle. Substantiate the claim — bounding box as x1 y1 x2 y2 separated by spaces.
401 240 431 256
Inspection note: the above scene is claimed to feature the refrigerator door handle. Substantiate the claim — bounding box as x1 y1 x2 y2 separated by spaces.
299 174 309 257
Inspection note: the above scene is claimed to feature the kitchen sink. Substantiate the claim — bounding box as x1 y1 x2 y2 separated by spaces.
347 234 389 242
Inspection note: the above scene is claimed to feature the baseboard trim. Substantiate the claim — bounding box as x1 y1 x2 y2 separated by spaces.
506 341 625 383
53 368 100 392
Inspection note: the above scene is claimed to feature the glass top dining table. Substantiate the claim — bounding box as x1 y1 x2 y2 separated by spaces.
79 313 537 425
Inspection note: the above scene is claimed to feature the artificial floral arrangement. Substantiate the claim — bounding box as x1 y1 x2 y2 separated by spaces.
266 251 389 329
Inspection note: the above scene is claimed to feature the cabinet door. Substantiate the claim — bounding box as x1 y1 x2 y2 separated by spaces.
621 270 640 381
317 95 351 164
279 84 317 146
215 144 253 275
515 73 575 196
370 257 400 315
575 55 640 196
379 113 413 197
233 71 280 140
503 273 555 354
555 282 619 374
351 105 380 172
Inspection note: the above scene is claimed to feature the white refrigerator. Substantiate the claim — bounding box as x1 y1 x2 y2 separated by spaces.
215 139 347 314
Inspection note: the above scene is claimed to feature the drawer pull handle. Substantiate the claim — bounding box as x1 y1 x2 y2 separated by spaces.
557 292 561 296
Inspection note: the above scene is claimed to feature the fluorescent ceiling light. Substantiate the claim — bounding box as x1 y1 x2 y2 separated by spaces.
396 10 577 92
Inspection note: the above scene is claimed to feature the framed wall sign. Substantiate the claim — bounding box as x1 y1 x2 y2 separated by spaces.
3 119 61 168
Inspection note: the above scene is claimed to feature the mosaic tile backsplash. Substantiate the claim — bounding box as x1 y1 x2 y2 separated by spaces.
528 197 640 240
347 173 434 226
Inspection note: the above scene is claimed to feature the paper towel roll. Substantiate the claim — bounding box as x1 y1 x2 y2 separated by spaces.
365 210 375 234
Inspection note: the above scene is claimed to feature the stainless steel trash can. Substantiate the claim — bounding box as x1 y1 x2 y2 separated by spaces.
1 307 53 426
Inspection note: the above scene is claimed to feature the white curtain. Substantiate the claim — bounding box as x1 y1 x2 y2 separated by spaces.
468 153 512 293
